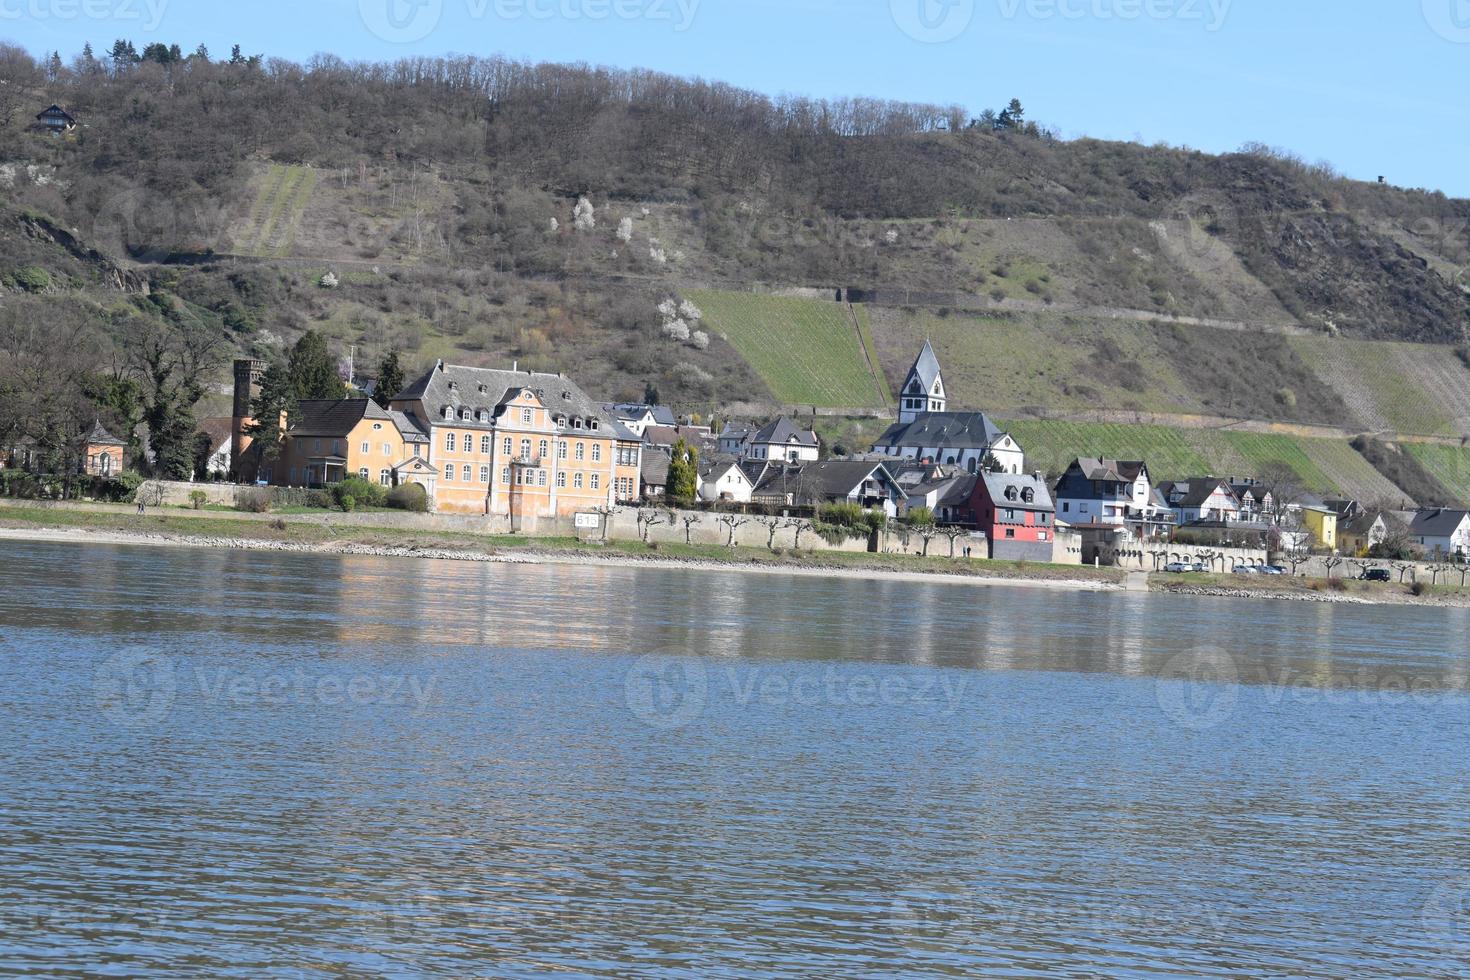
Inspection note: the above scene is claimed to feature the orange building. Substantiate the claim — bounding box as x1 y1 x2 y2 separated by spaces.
390 362 643 519
81 421 126 476
255 399 433 494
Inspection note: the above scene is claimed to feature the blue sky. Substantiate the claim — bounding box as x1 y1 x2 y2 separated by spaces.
5 0 1469 195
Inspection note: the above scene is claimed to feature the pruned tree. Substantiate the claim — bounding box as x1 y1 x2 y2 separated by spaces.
1392 561 1416 584
637 508 668 542
1322 555 1345 579
681 513 701 544
758 515 786 551
905 506 939 557
941 525 969 557
717 514 752 547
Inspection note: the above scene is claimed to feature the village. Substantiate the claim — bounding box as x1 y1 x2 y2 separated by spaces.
7 335 1468 582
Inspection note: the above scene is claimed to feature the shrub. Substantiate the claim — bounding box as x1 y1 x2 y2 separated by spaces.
387 482 429 512
339 494 357 512
1410 580 1428 596
330 477 387 510
236 488 272 513
819 502 865 528
13 267 52 292
268 518 287 531
95 471 143 503
188 490 208 510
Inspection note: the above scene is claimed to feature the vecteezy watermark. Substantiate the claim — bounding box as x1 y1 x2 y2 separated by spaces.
1423 0 1470 43
94 649 177 729
1423 875 1470 954
359 0 700 43
93 654 441 729
625 654 708 730
0 0 169 31
996 0 1231 31
1154 646 1239 731
891 0 975 42
625 656 971 729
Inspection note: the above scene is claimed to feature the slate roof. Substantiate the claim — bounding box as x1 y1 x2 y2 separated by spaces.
389 410 430 444
604 402 677 426
753 460 906 500
902 340 943 396
750 417 818 448
83 420 126 447
911 473 979 507
873 412 1008 451
396 362 613 433
197 418 235 453
1159 478 1240 510
1410 508 1470 537
642 425 714 449
1071 458 1147 483
640 451 671 488
979 472 1054 512
287 399 391 438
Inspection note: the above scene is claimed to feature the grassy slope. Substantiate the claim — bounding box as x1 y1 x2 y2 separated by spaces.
689 289 885 408
1402 443 1470 501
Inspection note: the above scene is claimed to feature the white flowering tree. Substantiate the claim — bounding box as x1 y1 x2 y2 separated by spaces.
617 217 633 242
548 217 559 232
319 272 339 289
573 196 596 232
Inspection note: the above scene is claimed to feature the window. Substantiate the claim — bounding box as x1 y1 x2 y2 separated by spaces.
383 443 392 456
573 418 584 430
412 444 421 458
520 439 532 460
1039 531 1049 542
480 465 490 483
591 444 602 463
362 442 370 454
501 467 511 485
590 474 600 491
443 464 454 482
537 470 547 487
380 470 391 486
557 472 567 488
574 473 584 489
503 438 512 455
1005 528 1016 538
521 407 532 424
446 433 456 452
358 468 369 480
575 442 585 461
558 441 568 460
539 439 549 459
462 464 472 482
481 436 492 454
461 409 472 421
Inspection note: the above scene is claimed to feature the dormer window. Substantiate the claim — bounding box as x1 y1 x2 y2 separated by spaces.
441 406 453 420
562 391 572 401
573 418 584 430
448 381 458 391
1022 488 1035 503
460 409 472 421
589 419 599 431
1005 486 1019 501
478 384 488 394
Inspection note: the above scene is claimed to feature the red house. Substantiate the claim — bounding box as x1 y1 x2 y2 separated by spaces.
970 472 1056 561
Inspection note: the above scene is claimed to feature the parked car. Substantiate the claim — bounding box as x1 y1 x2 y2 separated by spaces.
1190 562 1210 573
1163 562 1192 574
1267 565 1289 575
1232 566 1258 575
1360 568 1392 583
1255 565 1284 576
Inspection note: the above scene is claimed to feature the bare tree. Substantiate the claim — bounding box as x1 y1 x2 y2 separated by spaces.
716 514 752 547
758 515 786 551
681 513 701 544
1392 561 1416 584
637 508 668 542
1283 545 1312 576
1322 555 1345 579
941 525 969 558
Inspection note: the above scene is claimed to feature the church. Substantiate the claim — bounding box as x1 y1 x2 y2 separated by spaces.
871 341 1026 475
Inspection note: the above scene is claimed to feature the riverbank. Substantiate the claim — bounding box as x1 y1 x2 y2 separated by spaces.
0 505 1124 594
1150 572 1470 608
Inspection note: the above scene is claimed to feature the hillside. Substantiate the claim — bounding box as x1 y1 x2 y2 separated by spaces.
2 41 1470 501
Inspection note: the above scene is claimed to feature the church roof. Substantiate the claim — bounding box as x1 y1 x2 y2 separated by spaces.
873 412 1007 451
903 340 943 395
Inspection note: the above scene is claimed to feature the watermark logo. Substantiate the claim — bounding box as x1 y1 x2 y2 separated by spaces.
360 0 444 43
1423 0 1470 42
94 649 177 729
1423 876 1470 953
0 0 170 31
891 0 975 42
625 655 707 730
1155 646 1238 730
997 0 1231 31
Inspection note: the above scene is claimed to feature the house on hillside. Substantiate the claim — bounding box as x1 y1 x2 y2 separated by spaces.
35 104 76 135
604 403 676 438
745 418 820 463
1409 509 1470 558
717 422 755 456
1054 458 1154 525
752 460 907 517
1159 479 1242 525
1340 510 1402 555
969 472 1056 562
698 456 760 503
1228 479 1276 523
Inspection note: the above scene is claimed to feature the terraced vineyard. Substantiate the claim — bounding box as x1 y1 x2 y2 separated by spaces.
688 290 887 408
232 163 319 257
1000 420 1410 502
1287 336 1470 437
1402 443 1470 501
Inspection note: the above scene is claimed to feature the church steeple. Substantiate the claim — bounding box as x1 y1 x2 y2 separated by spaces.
897 340 945 424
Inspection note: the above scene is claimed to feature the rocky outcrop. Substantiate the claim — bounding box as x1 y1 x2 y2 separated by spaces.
16 212 149 295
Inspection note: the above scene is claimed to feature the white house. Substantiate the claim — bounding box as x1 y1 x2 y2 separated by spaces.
698 457 758 503
745 418 820 463
1160 479 1242 525
602 402 677 438
752 460 908 519
198 418 234 479
1409 509 1470 557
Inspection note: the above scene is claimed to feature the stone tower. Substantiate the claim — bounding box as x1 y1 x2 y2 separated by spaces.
231 359 266 480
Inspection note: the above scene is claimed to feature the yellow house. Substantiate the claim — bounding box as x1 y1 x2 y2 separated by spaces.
260 399 431 493
390 361 643 518
1301 506 1339 551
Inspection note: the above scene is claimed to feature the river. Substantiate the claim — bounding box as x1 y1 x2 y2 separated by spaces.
2 539 1469 977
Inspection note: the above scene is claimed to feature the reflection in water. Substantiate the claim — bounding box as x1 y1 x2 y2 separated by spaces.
2 540 1470 977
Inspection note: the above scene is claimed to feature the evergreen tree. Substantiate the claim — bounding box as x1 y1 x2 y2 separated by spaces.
667 438 698 502
287 331 345 401
245 359 294 461
373 350 405 408
108 39 139 72
46 52 63 81
193 44 210 62
643 382 660 406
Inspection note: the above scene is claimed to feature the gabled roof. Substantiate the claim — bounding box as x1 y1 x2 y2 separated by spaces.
604 402 677 426
977 472 1054 512
719 422 754 440
642 425 713 448
912 473 979 507
1410 508 1470 537
873 412 1008 452
750 417 818 448
640 451 671 486
903 340 943 396
396 362 612 432
698 453 748 481
389 410 430 444
1069 457 1147 483
754 460 906 500
36 104 74 122
288 398 392 438
197 418 234 453
83 419 126 447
